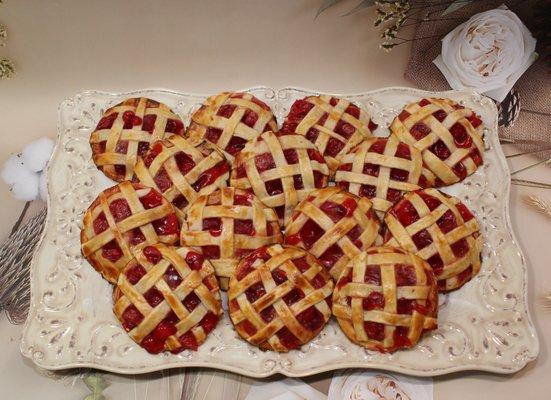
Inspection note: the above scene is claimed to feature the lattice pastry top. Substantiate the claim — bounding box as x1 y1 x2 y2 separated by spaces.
90 97 185 181
187 91 278 161
383 188 482 291
228 244 334 352
389 97 484 186
80 181 179 283
231 131 330 225
180 187 283 290
332 247 438 352
113 244 222 354
281 95 376 171
134 135 229 221
335 136 435 216
284 186 381 281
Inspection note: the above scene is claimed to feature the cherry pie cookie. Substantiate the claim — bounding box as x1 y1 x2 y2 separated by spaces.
389 98 484 186
231 131 330 225
90 97 185 181
187 91 278 161
80 181 180 283
335 136 435 216
228 244 334 352
134 135 229 221
113 244 222 354
181 187 283 290
281 95 376 171
383 188 482 291
332 247 438 352
284 187 381 281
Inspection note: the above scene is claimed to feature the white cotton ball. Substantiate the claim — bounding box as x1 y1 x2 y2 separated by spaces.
11 171 40 201
1 154 27 185
21 137 55 173
39 171 48 202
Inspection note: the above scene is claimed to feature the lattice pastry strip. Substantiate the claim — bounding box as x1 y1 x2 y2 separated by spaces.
285 187 381 281
90 97 185 181
80 181 179 283
389 97 484 186
336 136 435 216
384 188 483 291
282 95 376 171
228 244 334 352
187 91 278 161
113 244 222 354
332 247 438 352
181 187 283 290
134 135 229 221
231 131 330 226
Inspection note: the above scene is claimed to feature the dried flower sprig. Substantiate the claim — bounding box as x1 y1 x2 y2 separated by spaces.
0 0 15 79
524 194 551 219
0 58 14 79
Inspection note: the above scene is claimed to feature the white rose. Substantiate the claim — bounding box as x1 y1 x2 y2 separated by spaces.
433 6 537 102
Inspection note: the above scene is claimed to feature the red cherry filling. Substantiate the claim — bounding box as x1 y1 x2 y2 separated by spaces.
345 103 361 119
311 273 327 289
139 189 163 209
334 120 356 139
418 191 441 210
201 245 220 259
183 292 201 312
245 282 266 303
452 162 468 180
205 127 222 143
395 264 417 285
199 311 219 334
456 203 474 221
368 120 378 131
142 114 156 134
411 229 433 250
164 265 182 289
432 109 448 122
172 195 189 210
174 152 196 175
96 113 117 130
467 113 482 128
276 327 301 349
192 161 229 192
122 111 142 129
365 266 381 284
203 217 222 236
93 212 109 234
102 240 123 262
287 219 323 249
265 179 283 196
430 140 451 160
144 287 164 307
391 200 419 226
296 306 325 331
126 264 147 284
271 269 287 285
398 110 411 122
363 163 380 177
390 168 409 182
143 142 163 167
234 219 255 235
255 153 276 172
364 321 385 341
319 199 357 222
144 245 162 264
418 99 431 107
450 123 472 148
436 210 458 233
127 228 145 246
185 251 204 270
325 137 345 157
359 185 377 199
121 304 143 331
178 331 198 351
318 244 344 271
451 238 469 258
283 288 305 306
115 140 129 154
152 214 179 236
427 254 444 276
292 256 311 273
225 136 248 157
154 168 172 192
109 198 132 221
393 326 411 348
242 109 259 128
165 119 184 135
260 305 276 323
363 292 385 310
141 320 177 354
410 122 431 140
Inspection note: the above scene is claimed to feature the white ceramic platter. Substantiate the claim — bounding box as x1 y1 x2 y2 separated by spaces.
21 87 539 377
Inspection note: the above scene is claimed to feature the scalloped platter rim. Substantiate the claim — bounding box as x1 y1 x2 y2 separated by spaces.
20 87 539 377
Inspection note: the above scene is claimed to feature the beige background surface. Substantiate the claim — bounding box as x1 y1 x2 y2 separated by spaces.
0 1 549 399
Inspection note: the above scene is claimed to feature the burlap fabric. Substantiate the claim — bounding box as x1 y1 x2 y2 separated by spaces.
405 0 551 159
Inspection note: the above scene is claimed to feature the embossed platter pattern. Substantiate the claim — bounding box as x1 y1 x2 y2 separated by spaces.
20 87 539 377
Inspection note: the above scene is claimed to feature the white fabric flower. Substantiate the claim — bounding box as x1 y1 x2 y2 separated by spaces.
328 370 432 400
433 6 537 102
1 137 55 201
